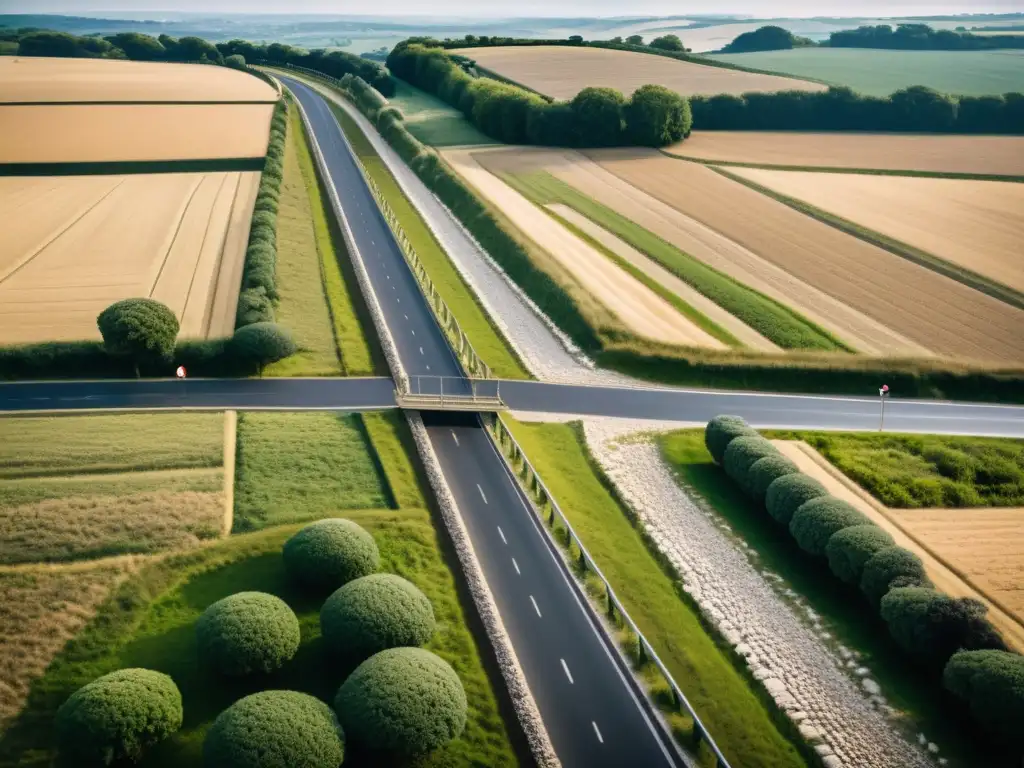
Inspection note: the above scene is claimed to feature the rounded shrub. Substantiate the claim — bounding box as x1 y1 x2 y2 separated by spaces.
765 473 828 526
283 518 379 592
55 668 182 764
204 690 345 768
944 650 1024 746
860 546 929 608
195 591 300 676
229 322 296 375
704 415 756 465
723 435 778 492
747 454 799 501
335 647 467 755
826 524 894 584
321 574 435 662
789 496 870 557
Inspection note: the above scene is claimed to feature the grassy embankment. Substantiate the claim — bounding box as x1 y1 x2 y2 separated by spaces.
266 98 380 377
0 410 520 767
501 169 848 353
327 102 529 379
505 418 808 768
659 429 1020 768
388 79 494 147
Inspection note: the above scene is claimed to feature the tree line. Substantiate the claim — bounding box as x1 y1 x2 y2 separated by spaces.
386 42 691 147
829 23 1024 51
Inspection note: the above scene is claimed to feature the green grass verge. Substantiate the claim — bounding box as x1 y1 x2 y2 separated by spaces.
505 418 807 768
360 410 430 509
0 469 222 509
389 79 494 147
712 166 1024 313
232 412 390 532
328 103 530 380
265 105 345 377
767 430 1024 509
658 429 1018 768
0 513 517 768
500 170 849 352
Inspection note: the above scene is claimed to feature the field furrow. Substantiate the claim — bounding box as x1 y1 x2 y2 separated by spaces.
589 149 1024 364
207 171 260 337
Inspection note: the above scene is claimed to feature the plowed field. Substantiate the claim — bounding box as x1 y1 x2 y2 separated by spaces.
450 45 824 99
0 172 258 343
726 168 1024 295
588 149 1024 364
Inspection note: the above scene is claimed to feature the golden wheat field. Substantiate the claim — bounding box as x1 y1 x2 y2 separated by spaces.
587 149 1024 364
668 131 1024 177
451 45 825 99
0 171 258 343
725 168 1024 295
0 56 278 103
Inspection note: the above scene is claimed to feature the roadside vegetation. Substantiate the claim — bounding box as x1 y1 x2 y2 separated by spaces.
388 79 493 147
505 417 807 768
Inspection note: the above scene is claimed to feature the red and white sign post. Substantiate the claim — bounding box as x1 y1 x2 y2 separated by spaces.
878 384 889 431
176 366 187 379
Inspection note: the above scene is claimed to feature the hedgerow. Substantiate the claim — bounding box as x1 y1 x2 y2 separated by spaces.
321 574 436 662
334 647 467 755
283 518 380 592
944 650 1024 747
195 591 301 675
825 524 894 585
204 690 345 768
765 473 829 525
704 415 757 465
55 668 182 764
722 435 778 492
789 496 871 557
747 454 799 501
860 545 930 608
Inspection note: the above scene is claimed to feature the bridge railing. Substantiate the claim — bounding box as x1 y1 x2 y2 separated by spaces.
273 64 493 386
487 414 732 768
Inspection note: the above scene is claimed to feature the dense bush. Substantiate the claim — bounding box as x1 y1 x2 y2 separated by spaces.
650 34 686 52
860 546 930 607
571 87 626 146
624 84 692 146
97 298 179 377
765 473 829 525
789 496 871 557
722 435 778 492
55 668 182 764
830 22 1024 51
204 690 345 768
722 25 814 53
880 587 1005 668
283 518 380 591
747 454 799 501
195 592 301 675
229 322 297 375
944 650 1024 747
321 574 436 661
271 45 396 96
334 647 467 755
704 415 756 465
825 524 894 585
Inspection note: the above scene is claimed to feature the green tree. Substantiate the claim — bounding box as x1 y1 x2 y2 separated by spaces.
650 34 685 52
625 84 692 146
104 32 165 60
722 26 812 53
229 322 297 376
571 86 626 146
625 35 644 45
225 53 246 69
97 298 179 378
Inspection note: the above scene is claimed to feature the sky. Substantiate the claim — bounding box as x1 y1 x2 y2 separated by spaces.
2 1 1021 17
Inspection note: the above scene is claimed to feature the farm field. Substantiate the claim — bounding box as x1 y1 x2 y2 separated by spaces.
450 45 825 99
705 48 1024 96
469 145 926 356
726 168 1024 295
0 56 278 103
387 79 492 147
442 147 727 348
587 148 1024 364
667 131 1024 177
0 412 231 564
0 171 258 343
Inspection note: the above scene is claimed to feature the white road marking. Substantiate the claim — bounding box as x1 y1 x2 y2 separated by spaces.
512 557 520 575
404 314 408 320
561 659 574 684
411 329 416 336
592 722 604 744
426 365 431 371
396 298 400 303
530 595 542 618
497 526 507 544
419 346 424 355
477 484 488 504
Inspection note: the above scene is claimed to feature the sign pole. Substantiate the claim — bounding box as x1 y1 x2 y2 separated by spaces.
878 384 889 431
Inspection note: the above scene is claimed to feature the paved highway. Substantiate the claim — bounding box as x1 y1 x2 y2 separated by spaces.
281 75 686 767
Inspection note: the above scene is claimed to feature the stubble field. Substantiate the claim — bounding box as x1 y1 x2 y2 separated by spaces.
0 171 258 343
450 45 825 99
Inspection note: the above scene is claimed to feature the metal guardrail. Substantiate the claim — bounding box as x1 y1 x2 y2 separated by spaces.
488 414 732 768
398 375 505 411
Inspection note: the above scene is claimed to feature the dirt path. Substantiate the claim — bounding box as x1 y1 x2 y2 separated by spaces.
443 149 727 348
546 203 779 352
774 440 1024 653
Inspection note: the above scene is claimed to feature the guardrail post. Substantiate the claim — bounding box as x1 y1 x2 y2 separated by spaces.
637 636 648 665
692 722 705 751
606 582 615 619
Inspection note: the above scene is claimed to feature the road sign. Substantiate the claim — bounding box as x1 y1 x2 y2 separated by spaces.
878 384 889 430
879 384 889 396
176 366 187 379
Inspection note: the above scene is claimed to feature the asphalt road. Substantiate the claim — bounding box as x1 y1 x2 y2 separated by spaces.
282 76 686 767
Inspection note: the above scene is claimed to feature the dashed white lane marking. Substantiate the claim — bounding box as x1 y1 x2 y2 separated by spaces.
561 659 574 684
426 365 431 371
411 329 415 336
497 526 507 544
592 722 604 744
419 346 424 355
477 484 488 504
530 595 542 618
404 314 408 320
512 557 520 575
396 298 400 303
451 431 459 446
